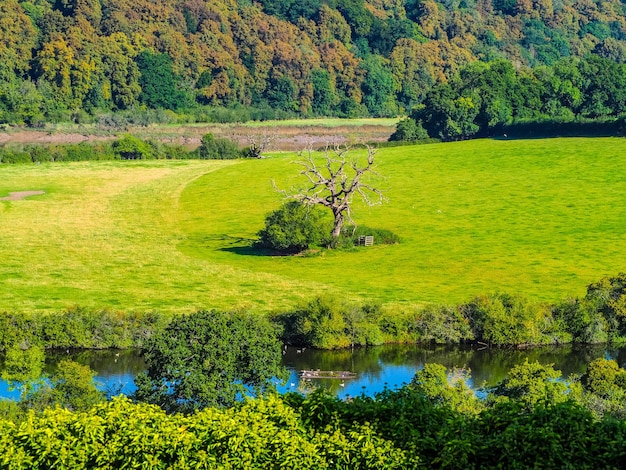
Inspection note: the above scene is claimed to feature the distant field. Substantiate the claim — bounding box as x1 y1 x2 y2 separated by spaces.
0 118 399 151
1 137 625 314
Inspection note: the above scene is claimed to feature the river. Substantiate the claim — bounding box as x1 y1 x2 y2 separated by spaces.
0 344 622 400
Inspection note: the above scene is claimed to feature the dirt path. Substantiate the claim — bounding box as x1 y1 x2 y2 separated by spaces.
0 190 45 200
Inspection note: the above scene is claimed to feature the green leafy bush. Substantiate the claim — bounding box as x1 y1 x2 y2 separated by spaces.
23 145 54 162
410 363 483 415
276 297 385 349
196 132 242 159
0 395 409 468
388 117 429 142
112 134 155 160
257 201 331 253
0 308 169 352
0 149 31 164
552 298 607 343
487 360 569 410
461 293 553 346
580 358 626 418
412 304 473 344
133 310 286 412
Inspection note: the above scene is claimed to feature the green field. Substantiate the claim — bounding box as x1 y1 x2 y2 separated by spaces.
1 137 625 314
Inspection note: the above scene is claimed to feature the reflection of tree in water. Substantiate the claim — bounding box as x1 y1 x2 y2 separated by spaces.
5 344 619 399
466 344 609 388
286 344 619 393
44 349 146 376
285 347 384 376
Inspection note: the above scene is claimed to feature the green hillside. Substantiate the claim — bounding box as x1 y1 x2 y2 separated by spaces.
3 0 626 125
1 138 624 314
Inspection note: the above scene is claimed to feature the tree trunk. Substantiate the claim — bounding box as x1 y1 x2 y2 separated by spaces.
331 212 343 238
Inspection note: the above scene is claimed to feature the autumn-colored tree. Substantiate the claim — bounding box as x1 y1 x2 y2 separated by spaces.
98 32 141 109
0 0 38 77
2 0 626 125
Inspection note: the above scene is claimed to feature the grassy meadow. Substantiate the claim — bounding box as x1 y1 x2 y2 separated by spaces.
1 137 625 314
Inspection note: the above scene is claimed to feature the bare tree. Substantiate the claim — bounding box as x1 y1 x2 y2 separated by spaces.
278 144 384 240
246 133 275 158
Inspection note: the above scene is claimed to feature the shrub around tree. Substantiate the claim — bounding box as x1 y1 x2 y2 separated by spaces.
257 200 331 253
133 309 286 413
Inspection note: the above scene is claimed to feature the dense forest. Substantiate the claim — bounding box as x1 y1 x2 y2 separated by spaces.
3 0 626 128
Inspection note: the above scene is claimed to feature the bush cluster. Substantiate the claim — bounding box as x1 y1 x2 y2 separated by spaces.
0 133 250 164
275 296 473 349
277 273 626 348
194 133 246 160
0 307 170 351
1 274 625 354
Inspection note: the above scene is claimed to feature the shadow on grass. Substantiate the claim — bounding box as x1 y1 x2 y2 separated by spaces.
493 119 626 140
208 234 294 257
219 245 294 257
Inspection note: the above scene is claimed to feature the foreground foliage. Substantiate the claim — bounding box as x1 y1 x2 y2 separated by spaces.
0 395 408 469
3 359 626 469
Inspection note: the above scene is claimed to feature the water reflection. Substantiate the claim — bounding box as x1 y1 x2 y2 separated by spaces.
44 349 146 397
0 344 622 400
280 343 615 398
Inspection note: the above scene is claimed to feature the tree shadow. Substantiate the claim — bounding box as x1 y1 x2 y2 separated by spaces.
213 235 294 257
492 119 626 140
220 245 297 257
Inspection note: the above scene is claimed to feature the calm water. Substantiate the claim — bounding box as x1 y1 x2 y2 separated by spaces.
1 344 623 400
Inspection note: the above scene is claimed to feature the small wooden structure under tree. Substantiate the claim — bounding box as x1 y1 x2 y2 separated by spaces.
357 235 374 246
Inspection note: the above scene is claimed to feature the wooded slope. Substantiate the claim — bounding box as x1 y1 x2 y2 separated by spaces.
2 0 626 123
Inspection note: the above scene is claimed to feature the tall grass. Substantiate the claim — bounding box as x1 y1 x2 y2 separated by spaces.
0 137 625 314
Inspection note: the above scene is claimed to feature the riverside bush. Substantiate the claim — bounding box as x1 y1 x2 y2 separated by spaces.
276 297 387 349
460 293 554 346
1 275 626 355
0 308 170 351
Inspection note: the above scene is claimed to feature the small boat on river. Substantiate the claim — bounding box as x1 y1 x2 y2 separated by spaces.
300 370 357 380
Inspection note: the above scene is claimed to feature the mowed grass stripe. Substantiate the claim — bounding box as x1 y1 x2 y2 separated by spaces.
0 137 625 314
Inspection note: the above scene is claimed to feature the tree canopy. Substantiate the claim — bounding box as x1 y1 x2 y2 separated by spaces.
3 0 626 124
133 309 287 413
